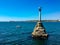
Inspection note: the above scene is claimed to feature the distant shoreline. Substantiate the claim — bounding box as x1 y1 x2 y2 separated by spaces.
0 20 60 22
24 20 60 22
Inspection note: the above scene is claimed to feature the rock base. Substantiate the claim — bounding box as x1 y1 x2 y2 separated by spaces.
32 22 48 39
32 34 48 39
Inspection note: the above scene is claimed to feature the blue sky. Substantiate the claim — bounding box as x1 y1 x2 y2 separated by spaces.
0 0 60 21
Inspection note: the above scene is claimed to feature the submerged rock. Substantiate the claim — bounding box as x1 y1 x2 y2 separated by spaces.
16 25 21 28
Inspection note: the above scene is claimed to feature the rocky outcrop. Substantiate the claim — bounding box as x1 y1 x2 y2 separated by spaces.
32 22 48 39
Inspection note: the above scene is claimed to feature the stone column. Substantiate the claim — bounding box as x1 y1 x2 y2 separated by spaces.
32 7 48 39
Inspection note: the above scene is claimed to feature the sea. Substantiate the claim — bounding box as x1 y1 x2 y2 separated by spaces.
0 22 60 45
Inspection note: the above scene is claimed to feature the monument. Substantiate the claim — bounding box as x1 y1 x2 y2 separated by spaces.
32 7 48 39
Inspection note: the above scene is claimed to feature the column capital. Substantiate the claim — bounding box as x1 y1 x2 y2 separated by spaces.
38 7 42 11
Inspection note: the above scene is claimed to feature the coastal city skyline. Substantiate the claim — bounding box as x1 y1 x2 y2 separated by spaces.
0 0 60 21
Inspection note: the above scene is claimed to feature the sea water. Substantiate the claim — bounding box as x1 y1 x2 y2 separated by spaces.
0 22 60 45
